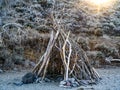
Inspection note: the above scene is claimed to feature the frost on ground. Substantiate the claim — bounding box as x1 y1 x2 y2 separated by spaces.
0 67 120 90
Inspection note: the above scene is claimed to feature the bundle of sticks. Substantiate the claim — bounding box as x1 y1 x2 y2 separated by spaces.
31 0 100 86
32 24 100 86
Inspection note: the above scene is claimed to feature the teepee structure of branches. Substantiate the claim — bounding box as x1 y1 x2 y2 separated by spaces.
32 10 100 85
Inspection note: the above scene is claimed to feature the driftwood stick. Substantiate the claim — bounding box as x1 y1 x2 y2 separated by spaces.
65 31 72 81
37 29 60 76
62 36 67 80
42 57 50 80
92 67 100 79
32 55 44 73
37 31 54 75
69 52 77 75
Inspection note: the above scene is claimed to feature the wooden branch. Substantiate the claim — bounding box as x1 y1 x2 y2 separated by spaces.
69 52 77 75
62 31 72 81
37 31 54 75
42 57 50 80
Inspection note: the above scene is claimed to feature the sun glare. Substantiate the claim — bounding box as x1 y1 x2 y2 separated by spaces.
77 0 117 14
89 0 115 6
91 0 110 5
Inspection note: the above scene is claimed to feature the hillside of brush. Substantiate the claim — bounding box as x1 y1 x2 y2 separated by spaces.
0 0 120 70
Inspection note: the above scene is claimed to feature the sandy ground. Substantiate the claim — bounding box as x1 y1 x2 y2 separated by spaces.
0 67 120 90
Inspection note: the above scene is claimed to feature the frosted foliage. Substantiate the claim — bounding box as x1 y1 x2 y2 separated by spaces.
2 23 28 45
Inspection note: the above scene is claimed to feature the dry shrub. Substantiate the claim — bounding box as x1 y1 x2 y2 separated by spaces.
95 43 119 58
87 51 105 67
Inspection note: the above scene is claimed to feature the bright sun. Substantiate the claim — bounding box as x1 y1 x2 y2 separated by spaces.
91 0 109 5
90 0 113 5
77 0 117 14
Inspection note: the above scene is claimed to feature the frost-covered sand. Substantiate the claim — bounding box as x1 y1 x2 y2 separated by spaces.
0 67 120 90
